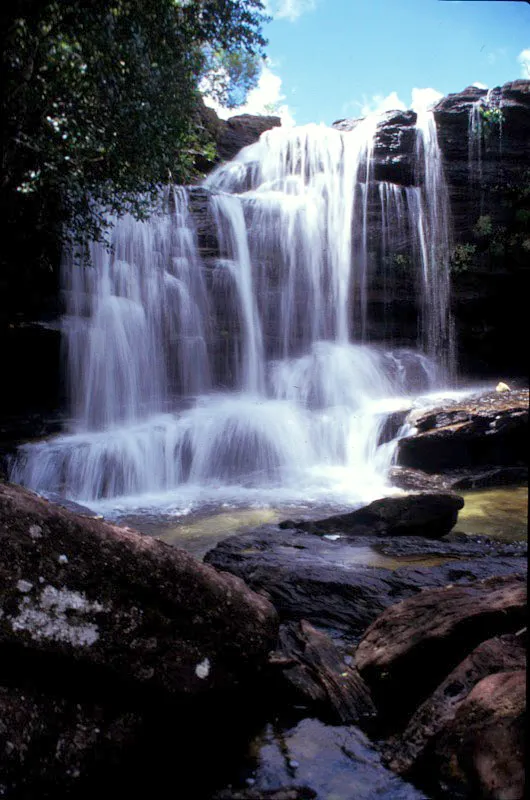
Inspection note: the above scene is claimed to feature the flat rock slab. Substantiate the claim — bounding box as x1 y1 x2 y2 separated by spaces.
434 670 526 800
385 633 527 775
215 718 427 800
397 389 529 473
355 576 526 721
205 526 526 639
0 482 278 699
280 493 464 539
389 465 528 492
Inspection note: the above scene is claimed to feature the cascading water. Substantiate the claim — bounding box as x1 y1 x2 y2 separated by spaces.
11 112 456 516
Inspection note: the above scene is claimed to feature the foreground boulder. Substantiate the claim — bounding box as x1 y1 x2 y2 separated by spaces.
397 390 529 474
0 482 280 797
280 493 464 539
355 576 526 723
433 670 526 800
0 482 278 697
0 685 140 796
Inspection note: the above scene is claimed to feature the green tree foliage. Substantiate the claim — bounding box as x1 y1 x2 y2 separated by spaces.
1 0 268 245
201 48 263 108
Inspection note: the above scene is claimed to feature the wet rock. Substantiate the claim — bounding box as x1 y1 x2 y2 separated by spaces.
220 718 427 800
444 466 528 491
389 465 528 492
205 525 526 639
377 409 410 447
0 482 278 699
0 685 139 797
397 390 529 473
433 669 526 800
333 109 418 185
271 620 376 724
384 633 526 776
388 467 451 492
280 492 464 539
36 492 102 518
355 576 526 723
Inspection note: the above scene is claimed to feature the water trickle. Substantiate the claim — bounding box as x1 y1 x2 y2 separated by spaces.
414 110 455 377
12 116 456 514
468 97 486 188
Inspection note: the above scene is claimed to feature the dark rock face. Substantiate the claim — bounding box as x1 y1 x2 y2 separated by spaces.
0 323 64 427
280 492 464 539
354 576 526 724
385 633 526 776
433 669 526 800
434 81 530 378
396 389 529 474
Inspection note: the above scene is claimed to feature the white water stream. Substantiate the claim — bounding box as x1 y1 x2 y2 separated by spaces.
12 113 461 518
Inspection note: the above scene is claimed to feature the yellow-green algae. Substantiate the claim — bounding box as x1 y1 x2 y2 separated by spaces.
155 507 280 558
455 486 528 542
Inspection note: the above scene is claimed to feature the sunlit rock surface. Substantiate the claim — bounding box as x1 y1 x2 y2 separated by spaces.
355 575 526 724
397 389 529 473
434 669 526 800
385 633 526 777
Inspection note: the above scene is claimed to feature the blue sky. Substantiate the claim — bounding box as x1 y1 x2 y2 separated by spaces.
206 0 530 125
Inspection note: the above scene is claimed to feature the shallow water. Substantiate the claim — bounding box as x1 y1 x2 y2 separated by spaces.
455 486 528 542
120 503 458 569
125 506 281 559
226 717 428 800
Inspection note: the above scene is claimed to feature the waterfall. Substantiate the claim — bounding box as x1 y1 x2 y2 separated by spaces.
11 115 454 513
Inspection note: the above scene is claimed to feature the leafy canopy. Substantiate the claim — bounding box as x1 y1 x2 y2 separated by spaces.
1 0 268 243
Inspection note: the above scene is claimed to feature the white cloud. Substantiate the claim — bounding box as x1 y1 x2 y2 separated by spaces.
410 87 444 112
359 91 407 117
472 82 488 90
264 0 316 21
517 48 530 78
349 87 442 119
202 65 295 127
